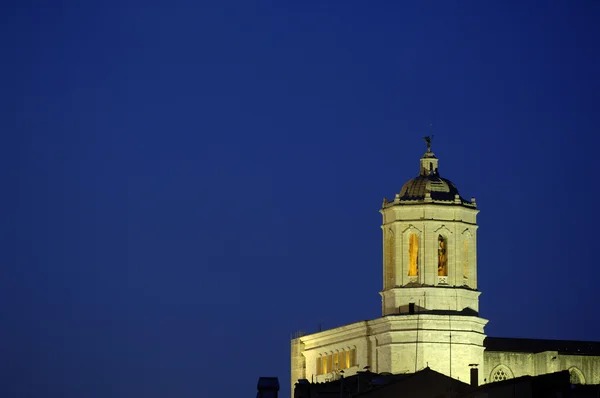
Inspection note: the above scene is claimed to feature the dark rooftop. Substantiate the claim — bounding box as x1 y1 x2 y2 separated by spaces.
399 174 462 201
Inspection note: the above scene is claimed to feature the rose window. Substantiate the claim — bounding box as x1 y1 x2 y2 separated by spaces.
492 368 509 382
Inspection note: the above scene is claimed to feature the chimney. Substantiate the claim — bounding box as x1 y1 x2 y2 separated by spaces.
257 377 279 398
469 365 479 387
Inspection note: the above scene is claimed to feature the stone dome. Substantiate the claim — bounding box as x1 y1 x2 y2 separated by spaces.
382 145 476 208
398 174 462 202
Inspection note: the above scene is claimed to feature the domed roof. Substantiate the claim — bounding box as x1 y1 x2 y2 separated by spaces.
398 174 462 202
382 142 476 208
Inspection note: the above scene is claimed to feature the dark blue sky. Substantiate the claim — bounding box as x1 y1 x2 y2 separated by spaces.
3 1 599 397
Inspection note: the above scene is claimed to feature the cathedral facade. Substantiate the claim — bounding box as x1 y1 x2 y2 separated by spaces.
290 143 600 396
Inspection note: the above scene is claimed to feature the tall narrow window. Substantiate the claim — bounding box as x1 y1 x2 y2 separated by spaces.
463 239 469 279
327 354 333 374
384 229 395 289
339 351 346 370
345 349 351 368
322 355 328 374
408 233 419 276
333 352 339 370
317 357 322 375
438 235 448 276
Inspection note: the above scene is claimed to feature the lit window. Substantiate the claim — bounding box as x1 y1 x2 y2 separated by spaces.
408 233 419 276
438 235 448 277
317 349 358 374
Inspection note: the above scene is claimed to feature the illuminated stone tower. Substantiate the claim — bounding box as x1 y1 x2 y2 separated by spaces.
374 139 488 382
291 140 488 395
380 138 481 316
291 140 600 396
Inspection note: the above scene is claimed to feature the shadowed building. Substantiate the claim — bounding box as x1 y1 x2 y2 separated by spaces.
294 367 472 398
457 370 600 398
290 140 600 397
292 368 600 398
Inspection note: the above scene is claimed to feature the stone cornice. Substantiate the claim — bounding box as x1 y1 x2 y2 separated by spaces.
381 200 478 210
380 285 481 294
370 314 489 327
300 320 369 348
300 315 489 349
380 219 478 227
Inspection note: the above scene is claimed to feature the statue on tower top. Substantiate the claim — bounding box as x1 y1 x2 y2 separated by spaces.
423 135 433 153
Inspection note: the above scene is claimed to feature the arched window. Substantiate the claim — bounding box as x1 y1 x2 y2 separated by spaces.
384 229 395 289
408 233 419 277
438 235 448 277
489 365 513 382
569 367 585 384
463 239 469 279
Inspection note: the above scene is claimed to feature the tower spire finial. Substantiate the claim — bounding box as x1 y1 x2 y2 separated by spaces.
420 129 438 176
423 125 434 153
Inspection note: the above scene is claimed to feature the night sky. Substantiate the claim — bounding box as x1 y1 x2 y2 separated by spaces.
3 1 600 397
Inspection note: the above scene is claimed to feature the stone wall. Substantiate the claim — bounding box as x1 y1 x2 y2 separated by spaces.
294 314 488 389
484 350 600 385
380 203 480 317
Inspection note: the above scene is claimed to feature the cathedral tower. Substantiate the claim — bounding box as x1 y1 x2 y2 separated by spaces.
291 141 488 395
372 139 487 383
380 138 481 316
292 140 600 396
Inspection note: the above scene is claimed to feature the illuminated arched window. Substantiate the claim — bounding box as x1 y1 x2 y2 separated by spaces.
490 365 513 383
345 348 351 368
408 233 419 277
339 350 346 370
438 235 448 277
569 367 585 384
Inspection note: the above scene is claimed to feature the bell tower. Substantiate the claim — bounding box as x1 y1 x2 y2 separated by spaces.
380 138 480 316
290 139 488 393
375 139 487 384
